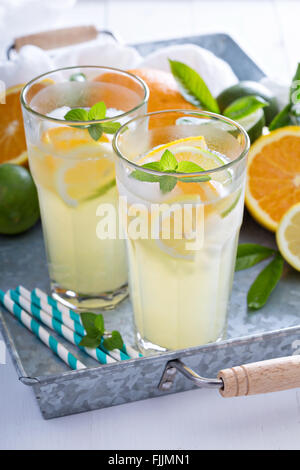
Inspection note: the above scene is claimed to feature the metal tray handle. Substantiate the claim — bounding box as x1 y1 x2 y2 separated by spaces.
7 25 121 59
160 356 300 397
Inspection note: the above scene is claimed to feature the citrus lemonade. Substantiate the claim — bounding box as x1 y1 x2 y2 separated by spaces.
21 67 148 310
114 111 249 351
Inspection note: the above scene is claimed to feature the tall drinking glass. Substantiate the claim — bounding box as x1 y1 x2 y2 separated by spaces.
113 110 249 352
21 66 149 310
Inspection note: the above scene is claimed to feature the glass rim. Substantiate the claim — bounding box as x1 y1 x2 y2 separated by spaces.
113 109 250 177
20 65 150 125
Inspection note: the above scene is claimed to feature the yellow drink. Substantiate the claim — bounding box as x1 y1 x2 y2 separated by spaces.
114 111 249 351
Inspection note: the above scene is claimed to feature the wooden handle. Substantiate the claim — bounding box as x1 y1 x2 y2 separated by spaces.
218 355 300 397
14 25 98 51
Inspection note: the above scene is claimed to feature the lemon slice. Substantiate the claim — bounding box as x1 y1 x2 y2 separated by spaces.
276 202 300 271
152 195 205 260
142 136 231 184
41 127 116 206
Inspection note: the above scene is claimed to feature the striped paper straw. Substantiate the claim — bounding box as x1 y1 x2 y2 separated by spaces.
19 286 142 360
16 286 85 336
9 290 115 365
17 287 129 362
0 290 86 371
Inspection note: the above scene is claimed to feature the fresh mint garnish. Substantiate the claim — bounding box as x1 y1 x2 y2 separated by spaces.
70 72 87 82
103 331 124 351
169 59 220 113
79 312 124 351
223 96 268 120
130 149 211 194
64 101 121 141
235 244 283 311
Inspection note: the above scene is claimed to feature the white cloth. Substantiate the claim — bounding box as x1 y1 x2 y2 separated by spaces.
0 34 289 107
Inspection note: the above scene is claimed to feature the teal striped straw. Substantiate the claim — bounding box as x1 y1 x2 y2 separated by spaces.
18 286 141 360
9 290 114 365
0 290 86 371
16 287 129 362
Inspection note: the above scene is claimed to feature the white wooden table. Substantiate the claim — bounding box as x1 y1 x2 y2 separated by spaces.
1 0 300 450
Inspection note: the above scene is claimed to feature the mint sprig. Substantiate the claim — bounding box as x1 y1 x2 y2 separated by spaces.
79 312 124 350
235 244 284 310
64 101 121 141
130 149 211 194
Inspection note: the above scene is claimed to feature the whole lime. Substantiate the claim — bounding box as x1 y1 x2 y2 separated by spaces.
217 81 279 125
0 164 40 235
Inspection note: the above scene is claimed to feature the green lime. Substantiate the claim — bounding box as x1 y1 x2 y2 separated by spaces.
217 81 278 125
0 164 40 235
238 108 266 143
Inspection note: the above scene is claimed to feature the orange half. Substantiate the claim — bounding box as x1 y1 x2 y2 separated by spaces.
245 126 300 231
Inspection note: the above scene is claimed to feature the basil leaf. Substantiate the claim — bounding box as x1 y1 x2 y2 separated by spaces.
159 175 177 193
235 244 276 271
88 124 103 141
160 149 178 171
79 334 102 349
88 101 107 120
94 315 105 335
247 254 284 310
177 160 205 173
269 103 293 131
103 331 124 351
101 122 122 134
223 95 268 120
169 59 220 113
70 72 87 82
64 108 89 121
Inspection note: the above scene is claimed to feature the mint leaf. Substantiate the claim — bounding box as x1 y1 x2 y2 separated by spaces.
88 124 103 141
223 95 268 120
88 101 107 120
130 170 161 183
79 334 102 349
247 254 284 310
80 312 99 336
169 59 220 113
159 175 177 193
70 72 87 82
102 331 124 351
177 160 205 173
142 162 162 171
94 315 105 335
64 108 89 121
235 244 276 271
101 122 122 134
269 103 293 131
160 149 178 171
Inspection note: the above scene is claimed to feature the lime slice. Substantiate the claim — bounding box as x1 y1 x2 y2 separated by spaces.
237 108 265 143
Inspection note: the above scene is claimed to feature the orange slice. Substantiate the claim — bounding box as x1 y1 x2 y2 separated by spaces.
245 126 300 231
0 84 28 165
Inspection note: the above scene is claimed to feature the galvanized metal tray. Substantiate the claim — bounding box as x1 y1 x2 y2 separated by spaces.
1 33 300 420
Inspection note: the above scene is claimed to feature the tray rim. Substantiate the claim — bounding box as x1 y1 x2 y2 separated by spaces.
0 32 294 390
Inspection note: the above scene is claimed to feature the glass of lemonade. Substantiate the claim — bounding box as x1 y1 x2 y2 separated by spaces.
113 110 249 352
21 66 149 310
